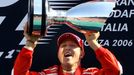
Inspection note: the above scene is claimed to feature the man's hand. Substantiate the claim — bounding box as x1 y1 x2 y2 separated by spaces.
23 23 41 50
81 30 101 51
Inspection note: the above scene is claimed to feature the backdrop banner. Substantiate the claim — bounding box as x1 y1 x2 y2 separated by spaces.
0 0 134 75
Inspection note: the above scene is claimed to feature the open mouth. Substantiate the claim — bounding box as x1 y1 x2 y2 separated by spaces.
64 52 73 57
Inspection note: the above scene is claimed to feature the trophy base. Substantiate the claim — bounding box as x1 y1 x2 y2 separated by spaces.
28 0 46 36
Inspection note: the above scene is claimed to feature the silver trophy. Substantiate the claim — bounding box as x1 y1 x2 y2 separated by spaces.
28 0 115 36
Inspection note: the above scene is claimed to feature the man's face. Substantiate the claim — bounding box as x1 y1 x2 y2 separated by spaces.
58 39 82 66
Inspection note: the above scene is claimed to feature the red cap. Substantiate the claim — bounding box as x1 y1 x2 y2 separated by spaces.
57 32 85 57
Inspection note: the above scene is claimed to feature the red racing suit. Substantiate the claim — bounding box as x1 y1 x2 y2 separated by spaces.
13 47 122 75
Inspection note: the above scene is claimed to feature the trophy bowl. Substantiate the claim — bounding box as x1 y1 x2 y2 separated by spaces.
66 1 115 32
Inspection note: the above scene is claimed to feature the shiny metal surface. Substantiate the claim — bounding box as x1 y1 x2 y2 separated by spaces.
66 2 115 17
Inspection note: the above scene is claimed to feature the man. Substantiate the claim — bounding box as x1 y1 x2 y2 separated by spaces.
13 24 122 75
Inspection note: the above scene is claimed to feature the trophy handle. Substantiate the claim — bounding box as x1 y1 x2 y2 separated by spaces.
28 0 33 35
41 0 46 36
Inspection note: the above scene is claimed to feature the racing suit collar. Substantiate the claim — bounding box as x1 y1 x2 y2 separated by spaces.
58 65 83 75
